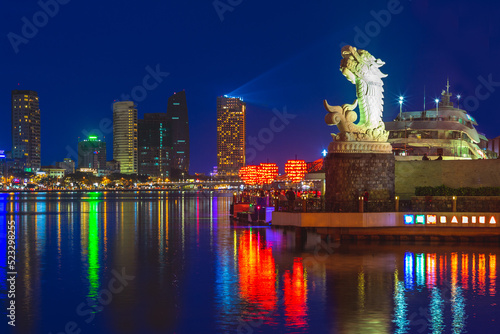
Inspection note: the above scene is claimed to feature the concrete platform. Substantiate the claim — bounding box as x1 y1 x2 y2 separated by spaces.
272 212 500 240
272 211 500 229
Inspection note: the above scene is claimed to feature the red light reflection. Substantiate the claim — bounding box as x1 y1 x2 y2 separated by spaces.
490 254 497 296
238 230 277 313
461 254 469 290
284 258 308 328
478 254 486 295
451 252 458 286
426 253 436 288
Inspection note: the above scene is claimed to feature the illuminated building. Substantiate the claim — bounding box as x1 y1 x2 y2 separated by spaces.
306 159 324 173
258 163 279 184
285 160 307 183
56 158 75 174
217 96 246 178
167 91 190 174
11 90 41 171
386 81 492 160
113 101 138 174
239 165 258 185
0 150 6 176
39 166 66 178
78 136 107 171
106 160 120 174
487 135 500 157
138 113 171 178
239 163 278 185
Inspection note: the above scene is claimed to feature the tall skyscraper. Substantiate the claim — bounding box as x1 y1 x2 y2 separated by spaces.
138 113 171 178
11 90 41 171
78 135 107 170
167 91 190 174
217 96 246 178
113 101 138 174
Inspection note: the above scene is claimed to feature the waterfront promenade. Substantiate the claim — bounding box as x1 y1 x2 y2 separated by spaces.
271 210 500 242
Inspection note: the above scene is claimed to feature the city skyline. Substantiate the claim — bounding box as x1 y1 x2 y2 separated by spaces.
2 0 500 174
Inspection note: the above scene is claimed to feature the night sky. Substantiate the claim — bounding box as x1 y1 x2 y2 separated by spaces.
1 0 499 174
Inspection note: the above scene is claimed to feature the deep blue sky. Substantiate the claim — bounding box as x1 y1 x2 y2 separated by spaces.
1 0 500 174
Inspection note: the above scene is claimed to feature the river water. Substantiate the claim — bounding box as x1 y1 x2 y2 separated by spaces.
0 191 499 333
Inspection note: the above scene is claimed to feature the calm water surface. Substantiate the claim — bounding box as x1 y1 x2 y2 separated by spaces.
0 191 499 333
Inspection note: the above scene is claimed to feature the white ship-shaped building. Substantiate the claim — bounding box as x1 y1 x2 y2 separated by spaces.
385 82 492 160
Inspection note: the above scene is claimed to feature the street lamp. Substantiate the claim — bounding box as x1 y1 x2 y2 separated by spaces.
435 98 439 112
457 94 461 109
399 96 404 119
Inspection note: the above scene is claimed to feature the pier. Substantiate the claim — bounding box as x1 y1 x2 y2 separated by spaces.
271 211 500 241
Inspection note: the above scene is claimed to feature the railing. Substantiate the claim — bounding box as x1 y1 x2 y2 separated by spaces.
235 195 500 214
271 197 500 213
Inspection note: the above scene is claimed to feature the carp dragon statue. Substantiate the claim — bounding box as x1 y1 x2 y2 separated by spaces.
325 45 390 147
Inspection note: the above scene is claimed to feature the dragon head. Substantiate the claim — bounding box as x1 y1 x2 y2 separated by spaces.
339 45 387 85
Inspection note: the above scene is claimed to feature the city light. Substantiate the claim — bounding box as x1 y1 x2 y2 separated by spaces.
285 160 307 183
427 215 437 224
404 214 414 225
399 96 404 119
258 163 279 185
239 165 259 185
239 163 278 185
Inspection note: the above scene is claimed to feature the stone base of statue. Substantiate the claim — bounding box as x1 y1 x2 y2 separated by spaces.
324 141 395 212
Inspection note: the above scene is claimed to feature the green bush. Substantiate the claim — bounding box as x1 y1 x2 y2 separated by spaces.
415 185 500 196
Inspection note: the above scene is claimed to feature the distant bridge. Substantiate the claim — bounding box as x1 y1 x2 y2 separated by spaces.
141 180 244 189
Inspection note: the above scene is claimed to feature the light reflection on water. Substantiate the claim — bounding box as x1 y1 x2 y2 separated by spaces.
0 191 499 334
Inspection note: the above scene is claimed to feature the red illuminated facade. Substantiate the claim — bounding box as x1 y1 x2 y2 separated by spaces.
285 160 307 183
239 163 278 185
257 163 278 185
239 165 259 185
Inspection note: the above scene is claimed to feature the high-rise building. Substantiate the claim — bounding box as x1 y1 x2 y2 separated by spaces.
167 91 190 174
11 90 41 171
0 150 6 177
217 96 246 178
56 158 75 174
78 135 107 170
113 101 138 174
138 113 171 178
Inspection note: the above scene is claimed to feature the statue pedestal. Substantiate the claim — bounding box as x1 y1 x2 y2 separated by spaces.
324 142 395 212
